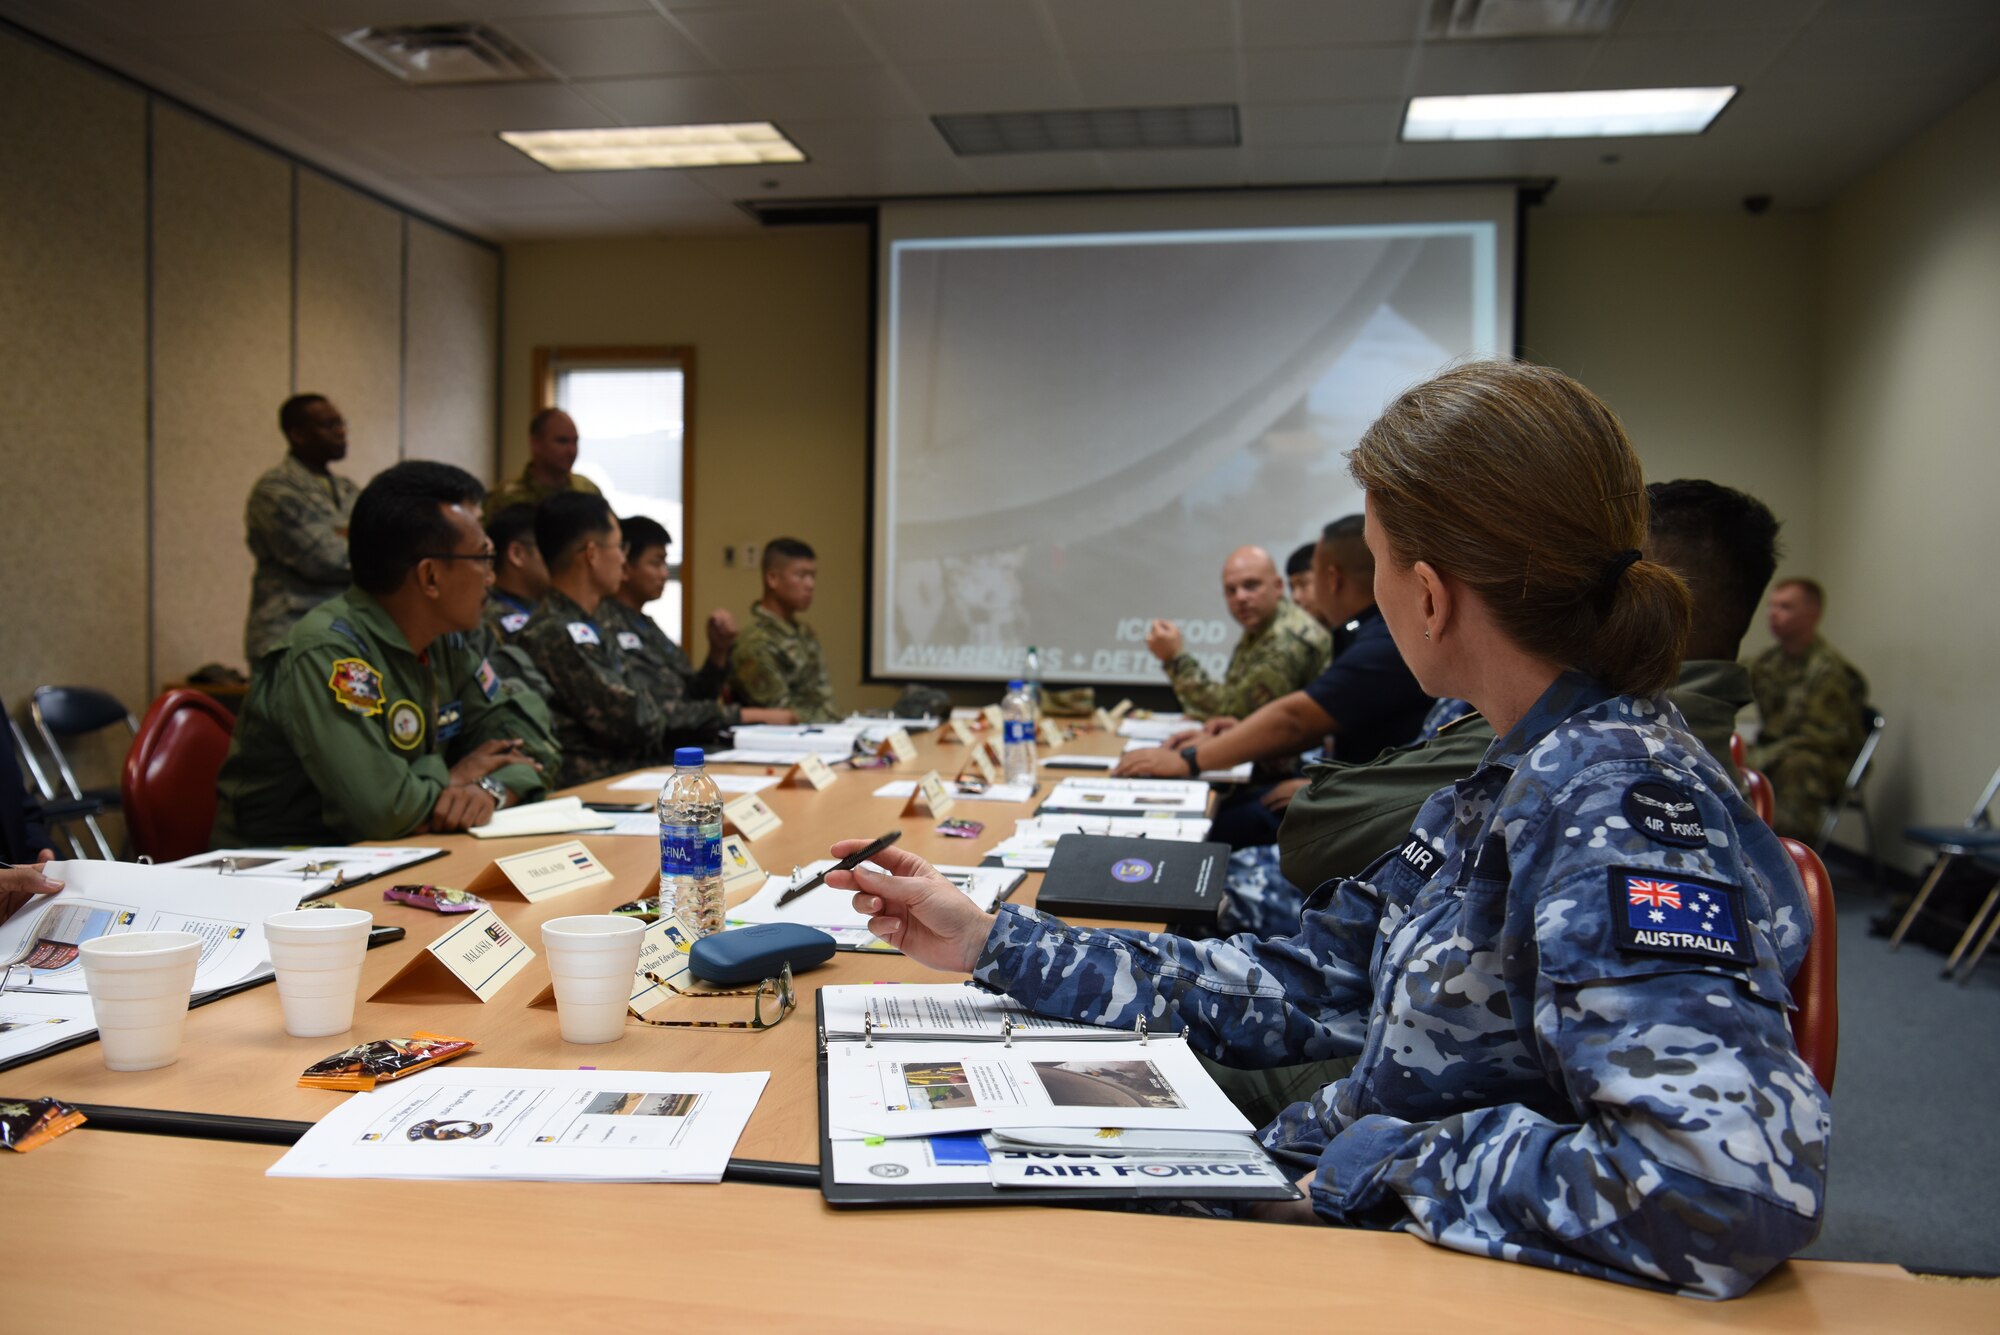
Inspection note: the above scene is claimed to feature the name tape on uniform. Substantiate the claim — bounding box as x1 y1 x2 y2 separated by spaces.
371 907 534 1004
466 840 614 904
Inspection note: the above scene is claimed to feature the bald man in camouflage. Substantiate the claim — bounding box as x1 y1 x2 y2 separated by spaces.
1146 545 1331 721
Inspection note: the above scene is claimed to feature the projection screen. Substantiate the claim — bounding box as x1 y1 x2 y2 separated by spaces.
870 188 1518 686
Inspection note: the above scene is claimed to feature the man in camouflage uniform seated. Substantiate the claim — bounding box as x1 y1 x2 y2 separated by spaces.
826 364 1827 1299
1146 546 1331 721
243 394 359 661
729 537 839 723
1746 578 1869 841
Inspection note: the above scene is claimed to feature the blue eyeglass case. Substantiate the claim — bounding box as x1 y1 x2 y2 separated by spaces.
688 923 837 985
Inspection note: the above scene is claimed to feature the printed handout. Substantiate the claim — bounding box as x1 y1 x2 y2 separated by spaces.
1040 778 1211 816
819 984 1125 1041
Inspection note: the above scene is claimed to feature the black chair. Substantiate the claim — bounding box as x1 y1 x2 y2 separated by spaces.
1814 705 1887 883
1888 762 2000 952
29 685 137 860
7 714 106 860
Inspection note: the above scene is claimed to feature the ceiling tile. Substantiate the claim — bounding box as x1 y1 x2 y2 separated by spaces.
365 131 550 178
427 172 597 209
418 82 620 133
1070 50 1241 106
955 151 1113 192
158 28 397 99
1042 0 1237 56
727 64 924 119
1243 44 1417 103
1614 0 1818 37
783 117 960 164
461 0 653 16
558 168 725 206
260 85 487 140
1409 36 1605 96
1096 146 1250 188
1242 100 1405 147
1244 143 1393 185
667 5 878 70
848 0 1050 63
1776 16 2000 86
498 13 710 79
896 57 1079 113
571 73 759 125
1239 0 1425 49
1580 30 1792 89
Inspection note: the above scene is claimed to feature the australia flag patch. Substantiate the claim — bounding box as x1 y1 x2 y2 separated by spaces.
1606 867 1751 968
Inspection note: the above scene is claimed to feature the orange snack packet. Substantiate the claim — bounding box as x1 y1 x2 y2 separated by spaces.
298 1031 477 1092
0 1097 87 1152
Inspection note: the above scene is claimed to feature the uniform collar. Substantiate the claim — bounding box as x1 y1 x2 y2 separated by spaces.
279 451 341 489
1485 670 1619 770
338 589 418 660
752 602 805 634
490 588 535 618
539 588 596 625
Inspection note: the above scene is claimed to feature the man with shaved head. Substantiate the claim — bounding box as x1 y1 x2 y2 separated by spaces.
482 407 602 523
1145 545 1331 720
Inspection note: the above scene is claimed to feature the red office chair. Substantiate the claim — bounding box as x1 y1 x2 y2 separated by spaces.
1780 837 1837 1093
1729 731 1745 770
121 690 237 863
1744 768 1776 826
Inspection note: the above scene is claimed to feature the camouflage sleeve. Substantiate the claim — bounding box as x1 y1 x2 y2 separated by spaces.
447 648 558 803
970 890 1379 1066
1291 769 1828 1298
270 644 448 841
1163 652 1230 720
729 634 793 710
245 477 350 583
520 622 676 753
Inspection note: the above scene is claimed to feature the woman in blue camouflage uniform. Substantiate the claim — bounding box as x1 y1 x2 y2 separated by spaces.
831 361 1827 1299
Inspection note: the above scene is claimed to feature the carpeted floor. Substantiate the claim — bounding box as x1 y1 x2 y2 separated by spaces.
1795 852 2000 1276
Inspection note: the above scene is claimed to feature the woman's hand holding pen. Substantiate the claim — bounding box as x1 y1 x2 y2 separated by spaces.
827 840 992 974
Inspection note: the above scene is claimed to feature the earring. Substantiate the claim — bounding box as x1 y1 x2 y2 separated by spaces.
1423 629 1431 640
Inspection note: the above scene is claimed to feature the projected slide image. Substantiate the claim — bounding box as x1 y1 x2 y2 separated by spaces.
873 200 1509 686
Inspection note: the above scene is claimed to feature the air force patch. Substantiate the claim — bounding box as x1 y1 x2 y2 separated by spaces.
567 622 601 647
1606 867 1750 967
1622 778 1708 848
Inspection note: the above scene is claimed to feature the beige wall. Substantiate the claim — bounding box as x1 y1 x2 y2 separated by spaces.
502 229 900 710
1818 76 2000 868
0 28 500 836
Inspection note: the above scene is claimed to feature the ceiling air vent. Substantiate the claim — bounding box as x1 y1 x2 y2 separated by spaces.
934 105 1239 156
1425 0 1628 40
335 24 549 85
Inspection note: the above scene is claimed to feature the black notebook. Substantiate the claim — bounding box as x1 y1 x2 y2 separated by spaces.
1033 834 1229 926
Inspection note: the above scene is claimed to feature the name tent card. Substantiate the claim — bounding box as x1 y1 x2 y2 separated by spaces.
1040 719 1065 750
783 753 839 791
877 727 919 765
529 912 699 1015
1108 699 1135 726
981 704 1005 732
960 744 999 787
466 840 614 904
1092 708 1115 731
945 719 977 747
724 792 783 841
901 770 958 820
719 835 765 897
372 908 534 1004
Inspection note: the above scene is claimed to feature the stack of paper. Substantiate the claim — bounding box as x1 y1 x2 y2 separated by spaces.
267 1068 768 1182
986 815 1214 870
607 772 779 796
1115 713 1190 743
168 845 442 900
715 724 864 763
468 795 615 839
843 714 940 743
1119 740 1253 783
0 861 308 1065
822 986 1286 1194
730 864 1023 951
1040 777 1212 816
870 778 1035 804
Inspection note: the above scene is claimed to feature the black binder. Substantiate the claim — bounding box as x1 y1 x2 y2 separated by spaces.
815 992 1301 1207
1031 834 1229 927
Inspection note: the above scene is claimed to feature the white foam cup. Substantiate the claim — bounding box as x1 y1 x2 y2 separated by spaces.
77 931 204 1071
263 908 374 1038
541 915 645 1044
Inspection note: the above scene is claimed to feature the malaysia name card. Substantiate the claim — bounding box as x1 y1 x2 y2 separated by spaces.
902 770 957 820
877 727 919 765
783 753 839 790
372 908 534 1004
466 840 614 904
724 792 783 841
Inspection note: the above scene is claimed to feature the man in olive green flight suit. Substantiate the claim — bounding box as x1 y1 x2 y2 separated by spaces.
214 462 558 849
518 497 795 789
1747 577 1869 841
1146 545 1332 721
243 394 359 661
481 407 601 524
729 537 840 724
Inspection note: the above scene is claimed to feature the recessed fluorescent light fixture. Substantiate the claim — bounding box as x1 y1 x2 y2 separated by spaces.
1402 87 1736 141
499 123 806 171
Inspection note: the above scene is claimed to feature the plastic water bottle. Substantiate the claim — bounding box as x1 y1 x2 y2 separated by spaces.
658 746 725 936
1023 646 1042 711
1001 680 1038 787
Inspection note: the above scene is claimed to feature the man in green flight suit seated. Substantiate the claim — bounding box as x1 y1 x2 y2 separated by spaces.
212 461 560 848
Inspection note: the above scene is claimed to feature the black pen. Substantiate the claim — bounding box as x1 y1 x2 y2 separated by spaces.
777 830 902 907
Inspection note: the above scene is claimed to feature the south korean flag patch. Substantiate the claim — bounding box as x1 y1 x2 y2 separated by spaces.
1606 867 1751 969
616 631 644 651
567 621 601 647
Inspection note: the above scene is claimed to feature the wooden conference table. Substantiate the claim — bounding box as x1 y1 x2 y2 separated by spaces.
8 724 1994 1328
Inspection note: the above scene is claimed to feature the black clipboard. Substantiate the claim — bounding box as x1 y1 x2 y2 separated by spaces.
813 992 1302 1207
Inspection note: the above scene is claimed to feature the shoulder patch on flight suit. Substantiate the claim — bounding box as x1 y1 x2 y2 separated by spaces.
1606 867 1751 968
616 630 644 651
1622 778 1709 848
327 658 384 716
386 698 426 751
476 658 501 701
1396 835 1445 878
567 622 601 646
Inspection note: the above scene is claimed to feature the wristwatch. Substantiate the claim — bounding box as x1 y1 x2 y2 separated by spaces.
1180 745 1202 777
478 775 511 809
